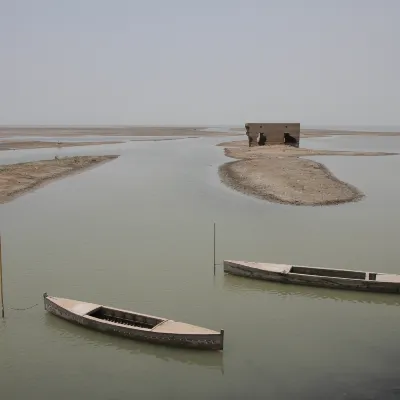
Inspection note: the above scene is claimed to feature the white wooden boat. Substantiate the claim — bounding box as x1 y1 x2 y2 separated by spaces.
224 260 400 293
44 293 224 350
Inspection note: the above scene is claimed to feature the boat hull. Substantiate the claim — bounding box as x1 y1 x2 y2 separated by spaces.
224 261 400 294
44 295 223 350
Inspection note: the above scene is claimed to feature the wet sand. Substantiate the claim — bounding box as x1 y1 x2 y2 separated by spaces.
218 141 397 206
0 155 118 204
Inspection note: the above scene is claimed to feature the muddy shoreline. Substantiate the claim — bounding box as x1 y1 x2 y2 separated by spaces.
218 141 397 206
0 126 237 138
0 140 121 151
0 155 119 204
301 129 400 138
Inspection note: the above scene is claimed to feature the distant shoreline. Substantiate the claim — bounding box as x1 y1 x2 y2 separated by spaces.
301 129 400 138
1 125 400 139
0 126 238 138
0 140 122 151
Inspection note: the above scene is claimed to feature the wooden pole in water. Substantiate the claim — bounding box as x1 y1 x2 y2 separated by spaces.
0 235 4 318
213 222 216 276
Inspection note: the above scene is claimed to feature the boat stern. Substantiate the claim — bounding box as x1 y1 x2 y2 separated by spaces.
152 320 224 350
44 294 100 316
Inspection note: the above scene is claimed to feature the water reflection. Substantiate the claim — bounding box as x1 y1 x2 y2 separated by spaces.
223 274 400 306
44 314 224 372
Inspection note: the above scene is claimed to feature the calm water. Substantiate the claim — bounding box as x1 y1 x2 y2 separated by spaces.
1 135 400 399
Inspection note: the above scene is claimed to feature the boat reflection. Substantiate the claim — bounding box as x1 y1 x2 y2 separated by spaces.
44 314 224 372
223 274 400 306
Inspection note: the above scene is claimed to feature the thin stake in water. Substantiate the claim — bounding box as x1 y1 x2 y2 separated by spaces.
213 222 216 276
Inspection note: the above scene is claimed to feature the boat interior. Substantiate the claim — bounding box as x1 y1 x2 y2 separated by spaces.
88 307 164 329
290 266 366 280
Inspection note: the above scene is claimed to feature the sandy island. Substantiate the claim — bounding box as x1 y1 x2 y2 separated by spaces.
218 140 397 206
0 155 118 204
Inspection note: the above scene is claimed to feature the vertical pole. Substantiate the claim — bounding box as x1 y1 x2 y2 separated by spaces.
213 222 216 276
0 235 4 318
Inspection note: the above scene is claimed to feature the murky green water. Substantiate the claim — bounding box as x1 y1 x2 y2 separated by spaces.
1 136 400 399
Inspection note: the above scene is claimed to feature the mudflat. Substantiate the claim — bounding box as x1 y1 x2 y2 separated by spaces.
218 141 397 206
0 155 118 204
0 126 237 151
0 140 121 151
301 129 400 138
229 128 400 138
0 126 236 138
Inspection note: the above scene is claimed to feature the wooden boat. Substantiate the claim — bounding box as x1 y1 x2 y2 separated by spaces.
43 293 224 350
224 260 400 294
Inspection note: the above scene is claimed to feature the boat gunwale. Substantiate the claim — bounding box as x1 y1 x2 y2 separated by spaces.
288 272 367 283
47 295 170 322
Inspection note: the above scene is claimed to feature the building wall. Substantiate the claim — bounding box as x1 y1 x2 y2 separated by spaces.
245 123 300 146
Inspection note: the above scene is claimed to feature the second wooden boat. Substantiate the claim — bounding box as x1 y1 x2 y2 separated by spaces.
224 260 400 293
44 293 224 350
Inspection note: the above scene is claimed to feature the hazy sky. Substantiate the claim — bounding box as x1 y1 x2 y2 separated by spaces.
1 0 399 126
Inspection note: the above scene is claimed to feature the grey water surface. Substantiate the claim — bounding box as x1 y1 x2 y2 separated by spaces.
1 135 400 399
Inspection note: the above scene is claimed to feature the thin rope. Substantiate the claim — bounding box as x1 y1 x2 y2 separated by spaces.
10 303 38 311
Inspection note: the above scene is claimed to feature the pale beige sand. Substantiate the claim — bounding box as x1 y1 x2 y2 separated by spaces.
218 141 397 206
0 155 119 204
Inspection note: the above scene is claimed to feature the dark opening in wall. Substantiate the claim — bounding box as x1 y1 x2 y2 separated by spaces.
284 132 298 145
